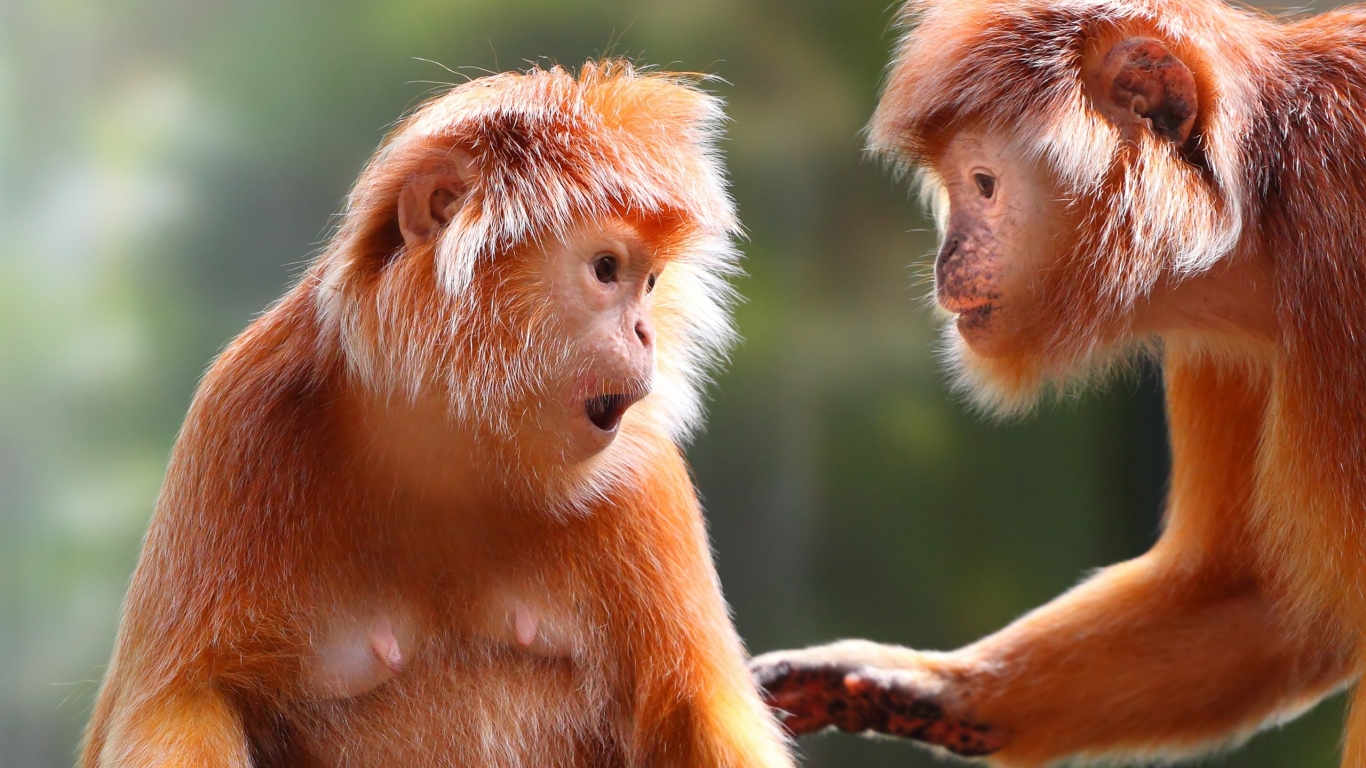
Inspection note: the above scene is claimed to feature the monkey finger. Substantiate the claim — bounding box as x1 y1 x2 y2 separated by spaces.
750 659 858 736
751 658 851 697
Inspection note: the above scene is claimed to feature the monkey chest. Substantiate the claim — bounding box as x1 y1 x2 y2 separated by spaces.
289 638 623 768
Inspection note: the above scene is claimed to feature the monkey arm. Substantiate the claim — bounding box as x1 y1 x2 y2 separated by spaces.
751 359 1355 765
752 552 1350 765
84 684 250 768
613 446 794 768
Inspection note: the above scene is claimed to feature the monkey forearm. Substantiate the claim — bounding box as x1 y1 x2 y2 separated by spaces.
693 672 796 768
627 636 793 768
638 683 794 768
620 459 795 768
958 568 1351 764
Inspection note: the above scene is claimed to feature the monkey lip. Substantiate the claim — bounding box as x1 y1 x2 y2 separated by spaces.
955 303 994 319
585 393 638 433
952 302 998 337
937 291 995 316
940 297 996 322
935 279 997 314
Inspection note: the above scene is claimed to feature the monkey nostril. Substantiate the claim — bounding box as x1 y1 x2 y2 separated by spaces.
635 320 652 347
938 237 960 263
935 238 961 285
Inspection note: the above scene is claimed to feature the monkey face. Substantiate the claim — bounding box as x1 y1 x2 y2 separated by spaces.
382 152 663 465
528 218 660 461
931 131 1064 358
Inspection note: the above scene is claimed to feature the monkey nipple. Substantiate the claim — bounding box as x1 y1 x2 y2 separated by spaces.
309 615 411 699
371 621 406 673
487 592 576 658
513 605 540 647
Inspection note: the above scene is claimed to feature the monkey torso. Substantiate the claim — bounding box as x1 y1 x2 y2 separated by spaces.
279 504 657 767
93 303 726 768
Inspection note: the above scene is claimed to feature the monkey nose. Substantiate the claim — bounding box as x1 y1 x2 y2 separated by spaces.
635 318 654 349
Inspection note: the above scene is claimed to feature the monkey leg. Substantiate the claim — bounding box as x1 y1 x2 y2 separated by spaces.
752 549 1354 766
93 686 251 768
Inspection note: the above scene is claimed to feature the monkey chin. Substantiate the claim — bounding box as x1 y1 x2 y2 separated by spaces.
953 304 1011 358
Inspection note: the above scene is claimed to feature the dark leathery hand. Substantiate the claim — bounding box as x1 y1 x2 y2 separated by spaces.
752 658 1007 757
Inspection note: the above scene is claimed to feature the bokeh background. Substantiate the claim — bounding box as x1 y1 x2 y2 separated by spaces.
0 1 1347 766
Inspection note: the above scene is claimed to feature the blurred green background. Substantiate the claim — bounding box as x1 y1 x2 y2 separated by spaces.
0 0 1346 766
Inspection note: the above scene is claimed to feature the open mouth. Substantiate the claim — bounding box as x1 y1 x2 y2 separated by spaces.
585 394 633 433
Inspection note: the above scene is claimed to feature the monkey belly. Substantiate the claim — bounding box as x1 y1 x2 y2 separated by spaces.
289 642 621 768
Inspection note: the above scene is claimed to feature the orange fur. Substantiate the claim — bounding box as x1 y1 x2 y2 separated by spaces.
752 1 1366 765
82 61 791 768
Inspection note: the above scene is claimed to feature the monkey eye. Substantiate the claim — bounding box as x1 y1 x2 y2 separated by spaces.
646 273 658 293
974 172 996 199
593 254 619 284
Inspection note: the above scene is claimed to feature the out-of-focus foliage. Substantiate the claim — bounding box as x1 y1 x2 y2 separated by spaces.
0 1 1344 766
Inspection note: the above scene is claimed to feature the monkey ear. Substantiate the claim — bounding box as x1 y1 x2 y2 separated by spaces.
1087 37 1198 146
397 151 476 250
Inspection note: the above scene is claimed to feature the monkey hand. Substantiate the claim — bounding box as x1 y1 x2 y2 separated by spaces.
750 642 1007 758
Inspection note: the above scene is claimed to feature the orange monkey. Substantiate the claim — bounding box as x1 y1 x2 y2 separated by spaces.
82 61 793 768
752 0 1366 765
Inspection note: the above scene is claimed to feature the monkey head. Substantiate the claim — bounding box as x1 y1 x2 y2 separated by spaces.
311 62 740 508
871 0 1271 413
516 216 665 460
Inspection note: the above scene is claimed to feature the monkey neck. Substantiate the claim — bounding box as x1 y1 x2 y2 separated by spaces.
338 387 597 529
1133 247 1279 351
